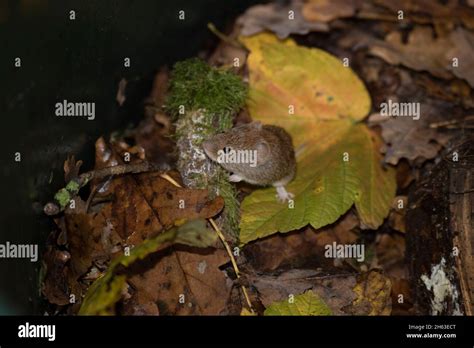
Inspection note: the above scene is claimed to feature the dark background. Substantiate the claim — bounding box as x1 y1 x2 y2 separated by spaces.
0 0 263 314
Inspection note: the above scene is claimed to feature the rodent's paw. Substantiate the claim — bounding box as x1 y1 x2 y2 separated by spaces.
275 186 294 203
229 173 243 183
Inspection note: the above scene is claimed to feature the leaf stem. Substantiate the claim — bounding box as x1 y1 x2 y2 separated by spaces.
159 172 255 313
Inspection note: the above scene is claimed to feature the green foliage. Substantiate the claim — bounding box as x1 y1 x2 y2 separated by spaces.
65 180 80 192
54 188 70 209
212 169 240 234
166 58 247 121
54 179 81 209
264 290 332 316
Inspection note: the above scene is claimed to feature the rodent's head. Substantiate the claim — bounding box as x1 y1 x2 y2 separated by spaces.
202 122 270 172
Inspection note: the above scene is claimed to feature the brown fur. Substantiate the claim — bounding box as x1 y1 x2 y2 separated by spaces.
202 122 296 186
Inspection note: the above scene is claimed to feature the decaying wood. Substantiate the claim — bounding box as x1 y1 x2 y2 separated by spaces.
450 144 474 315
406 138 474 315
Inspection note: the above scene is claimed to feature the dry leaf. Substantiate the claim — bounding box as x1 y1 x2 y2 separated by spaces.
368 99 455 165
41 246 71 306
124 246 232 315
48 138 226 313
302 0 361 23
372 0 474 30
349 270 392 315
63 155 82 182
375 233 407 279
247 269 358 315
116 78 127 106
388 196 407 233
237 1 328 39
369 26 474 88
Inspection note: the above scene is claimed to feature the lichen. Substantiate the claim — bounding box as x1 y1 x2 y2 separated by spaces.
420 257 463 315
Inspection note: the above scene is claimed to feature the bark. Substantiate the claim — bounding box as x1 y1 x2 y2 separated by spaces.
406 138 474 315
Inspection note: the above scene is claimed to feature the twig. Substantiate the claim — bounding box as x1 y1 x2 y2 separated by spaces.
159 172 255 313
430 115 474 129
207 22 246 50
78 162 166 185
44 161 168 215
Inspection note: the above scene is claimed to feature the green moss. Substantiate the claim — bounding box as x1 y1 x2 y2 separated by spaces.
213 170 240 233
54 179 81 209
54 188 71 209
66 180 80 194
166 58 247 121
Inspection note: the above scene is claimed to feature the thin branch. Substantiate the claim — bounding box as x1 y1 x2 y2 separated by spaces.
44 161 168 215
207 22 246 49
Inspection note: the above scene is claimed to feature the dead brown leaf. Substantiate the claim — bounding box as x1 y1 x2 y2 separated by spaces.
144 68 169 108
116 78 127 106
208 26 248 69
63 155 82 183
41 245 71 306
123 246 232 315
375 233 406 279
369 26 474 88
138 69 175 165
368 99 456 165
44 137 227 313
302 0 361 23
237 1 328 39
388 196 407 233
415 75 474 109
244 212 359 272
348 270 392 315
246 269 358 315
372 0 474 30
390 277 414 315
312 212 360 248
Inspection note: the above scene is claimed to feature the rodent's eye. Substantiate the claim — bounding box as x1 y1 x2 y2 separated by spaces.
223 146 231 154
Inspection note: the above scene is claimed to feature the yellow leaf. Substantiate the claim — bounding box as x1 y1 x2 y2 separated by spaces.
240 34 371 124
264 290 332 316
240 308 257 316
352 270 392 315
239 33 396 244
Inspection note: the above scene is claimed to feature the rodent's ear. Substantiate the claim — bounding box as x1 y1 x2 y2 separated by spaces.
202 139 219 161
251 121 262 130
256 141 270 165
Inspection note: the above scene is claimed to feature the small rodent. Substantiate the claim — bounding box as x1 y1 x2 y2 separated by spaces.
202 121 296 202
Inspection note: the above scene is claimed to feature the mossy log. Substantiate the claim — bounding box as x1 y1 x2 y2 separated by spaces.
166 58 247 240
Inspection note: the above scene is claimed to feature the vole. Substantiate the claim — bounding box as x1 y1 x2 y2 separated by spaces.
202 121 296 202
